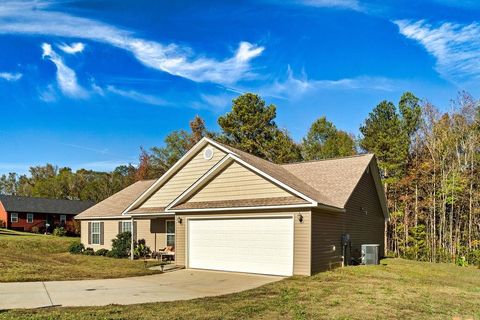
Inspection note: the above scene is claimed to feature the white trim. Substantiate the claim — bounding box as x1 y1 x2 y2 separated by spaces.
27 213 34 224
120 220 132 233
75 215 131 220
172 203 315 212
10 212 18 223
166 219 175 247
165 154 233 210
75 213 175 220
229 155 317 205
90 221 101 245
127 212 175 217
185 214 294 275
122 138 214 214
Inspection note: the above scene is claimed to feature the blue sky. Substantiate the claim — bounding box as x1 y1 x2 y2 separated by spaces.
1 0 479 175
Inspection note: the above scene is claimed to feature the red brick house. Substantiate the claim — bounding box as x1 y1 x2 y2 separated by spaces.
0 195 93 233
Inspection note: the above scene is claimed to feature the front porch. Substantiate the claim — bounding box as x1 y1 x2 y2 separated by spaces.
128 214 177 262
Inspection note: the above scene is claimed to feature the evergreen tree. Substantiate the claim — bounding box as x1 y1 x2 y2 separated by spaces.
218 93 300 163
302 116 356 160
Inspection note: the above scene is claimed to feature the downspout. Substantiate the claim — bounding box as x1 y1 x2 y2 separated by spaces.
130 216 134 260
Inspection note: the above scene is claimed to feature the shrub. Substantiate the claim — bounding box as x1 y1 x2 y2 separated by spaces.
134 239 151 259
53 227 67 237
68 242 85 254
456 256 469 267
95 248 109 256
83 247 95 255
110 232 132 258
31 226 40 234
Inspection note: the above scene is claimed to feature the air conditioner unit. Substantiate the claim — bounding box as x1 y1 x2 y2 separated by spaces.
361 244 380 265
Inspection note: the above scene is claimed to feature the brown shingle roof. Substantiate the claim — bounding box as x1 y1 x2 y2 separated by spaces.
173 196 309 210
281 154 374 208
75 180 156 219
129 206 166 214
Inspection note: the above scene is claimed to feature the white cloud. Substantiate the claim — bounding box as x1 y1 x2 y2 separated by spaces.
0 1 263 85
296 0 361 10
38 84 58 102
58 42 85 54
259 67 399 100
395 19 480 83
41 43 87 98
0 72 22 81
106 85 168 106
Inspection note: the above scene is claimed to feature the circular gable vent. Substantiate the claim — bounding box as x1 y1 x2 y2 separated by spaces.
203 147 214 160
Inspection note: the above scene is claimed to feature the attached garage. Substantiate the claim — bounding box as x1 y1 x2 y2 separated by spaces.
187 216 294 276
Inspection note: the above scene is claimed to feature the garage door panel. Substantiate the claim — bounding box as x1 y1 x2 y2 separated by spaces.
188 217 293 276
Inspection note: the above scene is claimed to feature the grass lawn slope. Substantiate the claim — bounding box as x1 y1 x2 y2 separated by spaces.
1 258 479 320
0 228 160 282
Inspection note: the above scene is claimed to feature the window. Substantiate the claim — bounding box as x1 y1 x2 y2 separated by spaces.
166 220 175 247
91 222 101 245
60 215 67 224
121 221 132 233
27 213 34 224
10 213 18 223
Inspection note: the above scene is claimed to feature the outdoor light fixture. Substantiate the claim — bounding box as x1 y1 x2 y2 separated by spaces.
297 213 303 223
177 217 183 224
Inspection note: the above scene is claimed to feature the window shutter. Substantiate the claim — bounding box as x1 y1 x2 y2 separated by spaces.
88 222 92 245
100 222 104 245
133 221 137 241
118 221 122 234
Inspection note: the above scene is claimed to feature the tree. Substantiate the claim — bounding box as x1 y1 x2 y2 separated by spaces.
302 116 356 160
218 93 301 163
360 100 407 183
149 115 210 175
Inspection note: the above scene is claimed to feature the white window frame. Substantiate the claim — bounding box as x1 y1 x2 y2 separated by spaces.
27 213 34 224
60 214 67 224
91 222 101 245
10 213 18 223
121 221 132 233
166 220 175 247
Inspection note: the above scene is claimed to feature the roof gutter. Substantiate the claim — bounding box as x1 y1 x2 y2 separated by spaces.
317 203 346 213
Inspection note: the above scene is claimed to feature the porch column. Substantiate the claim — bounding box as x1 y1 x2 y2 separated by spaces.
130 217 134 260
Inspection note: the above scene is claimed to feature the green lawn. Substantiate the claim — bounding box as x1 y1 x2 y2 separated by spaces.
0 228 160 282
1 258 479 320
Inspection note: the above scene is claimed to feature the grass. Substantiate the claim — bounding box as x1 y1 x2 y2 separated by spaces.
0 228 161 282
0 258 479 320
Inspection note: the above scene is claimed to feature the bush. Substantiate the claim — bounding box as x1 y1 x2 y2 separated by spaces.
110 232 132 258
68 242 85 254
134 239 151 259
53 227 67 237
95 249 109 256
83 247 95 255
31 226 40 234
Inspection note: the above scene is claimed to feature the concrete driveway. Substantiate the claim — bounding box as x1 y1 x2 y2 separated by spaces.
0 269 282 310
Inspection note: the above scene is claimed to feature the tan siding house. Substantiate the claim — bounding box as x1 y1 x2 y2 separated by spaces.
76 137 388 276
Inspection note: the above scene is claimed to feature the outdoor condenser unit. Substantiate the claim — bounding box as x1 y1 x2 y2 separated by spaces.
361 244 380 265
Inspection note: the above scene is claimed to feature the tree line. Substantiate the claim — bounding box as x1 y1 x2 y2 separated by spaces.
1 92 478 264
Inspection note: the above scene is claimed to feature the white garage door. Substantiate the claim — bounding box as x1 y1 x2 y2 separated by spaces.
187 217 293 276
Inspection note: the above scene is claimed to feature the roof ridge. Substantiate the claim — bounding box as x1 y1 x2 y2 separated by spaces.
282 153 373 166
210 139 338 207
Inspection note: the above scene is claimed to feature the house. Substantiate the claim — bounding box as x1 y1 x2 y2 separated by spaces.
75 137 388 276
0 195 94 233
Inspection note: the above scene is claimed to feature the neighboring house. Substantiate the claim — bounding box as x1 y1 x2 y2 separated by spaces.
0 195 94 233
76 137 388 276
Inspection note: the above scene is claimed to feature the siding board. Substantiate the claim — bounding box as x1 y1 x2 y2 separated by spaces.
186 162 293 203
139 145 226 208
310 167 385 273
81 218 169 252
175 209 311 276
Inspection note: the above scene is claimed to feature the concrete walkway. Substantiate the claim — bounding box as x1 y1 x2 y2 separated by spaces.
0 270 282 310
